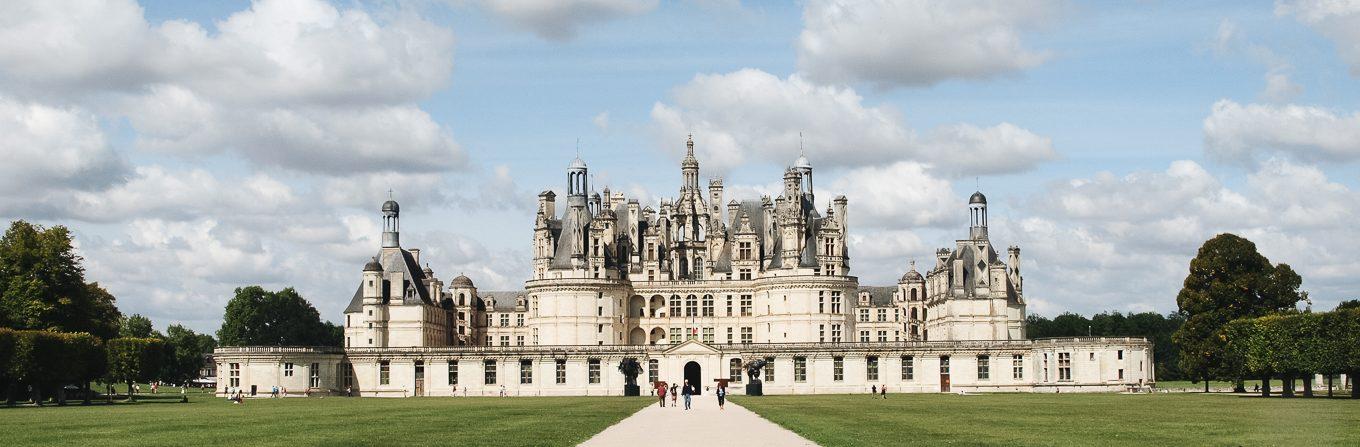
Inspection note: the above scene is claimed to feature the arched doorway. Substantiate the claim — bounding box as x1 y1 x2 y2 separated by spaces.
629 327 646 345
684 361 702 395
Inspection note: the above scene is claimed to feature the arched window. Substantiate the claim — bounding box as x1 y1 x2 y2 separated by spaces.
693 257 703 279
678 258 689 278
459 293 466 306
910 289 917 301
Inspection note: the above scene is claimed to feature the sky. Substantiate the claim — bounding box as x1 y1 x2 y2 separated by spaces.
2 0 1359 334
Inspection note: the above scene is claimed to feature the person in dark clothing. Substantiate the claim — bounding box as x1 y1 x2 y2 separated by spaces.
716 385 726 410
881 385 887 399
670 384 678 407
682 380 693 410
872 385 877 395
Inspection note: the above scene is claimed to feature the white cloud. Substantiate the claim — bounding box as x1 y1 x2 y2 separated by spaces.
480 0 658 41
797 0 1058 87
1203 99 1360 164
1278 0 1360 76
1206 19 1304 103
0 97 127 195
827 162 957 229
650 68 1055 175
593 111 610 131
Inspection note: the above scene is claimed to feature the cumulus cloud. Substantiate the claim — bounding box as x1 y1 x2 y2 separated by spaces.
480 0 658 41
0 97 127 195
827 162 957 228
1203 99 1360 164
797 0 1058 87
0 0 464 175
1207 19 1303 103
1278 0 1360 76
650 69 1056 175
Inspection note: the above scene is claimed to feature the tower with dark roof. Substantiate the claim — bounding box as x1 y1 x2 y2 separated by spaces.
382 197 400 248
969 191 988 241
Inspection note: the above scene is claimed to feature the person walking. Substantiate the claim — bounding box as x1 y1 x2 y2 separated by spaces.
881 384 887 399
872 385 877 395
716 385 726 410
681 380 693 410
657 382 667 407
670 384 678 407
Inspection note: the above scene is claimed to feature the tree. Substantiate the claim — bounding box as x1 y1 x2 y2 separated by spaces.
119 314 158 339
162 325 216 385
217 286 340 346
0 329 14 405
1173 234 1304 391
1027 311 1186 380
106 337 164 402
0 221 122 338
1336 300 1360 311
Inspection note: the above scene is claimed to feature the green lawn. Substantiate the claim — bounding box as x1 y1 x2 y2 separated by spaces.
733 393 1360 446
0 394 650 447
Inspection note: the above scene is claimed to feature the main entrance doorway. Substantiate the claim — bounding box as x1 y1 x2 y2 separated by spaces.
684 361 702 395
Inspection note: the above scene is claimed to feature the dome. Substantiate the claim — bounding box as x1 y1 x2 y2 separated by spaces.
422 264 433 275
451 274 474 288
381 199 400 215
969 191 987 205
900 269 923 282
363 257 382 272
794 154 811 170
568 157 587 170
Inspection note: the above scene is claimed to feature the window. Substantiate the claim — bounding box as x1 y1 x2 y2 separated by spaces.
793 357 807 382
520 359 533 384
860 330 869 342
1012 355 1023 380
740 295 753 316
310 363 320 388
740 327 753 344
1058 353 1071 381
501 314 509 327
686 327 698 341
448 360 459 385
831 324 842 343
859 309 869 322
878 331 888 342
229 363 240 387
901 356 914 380
940 356 951 376
648 359 658 384
517 335 525 346
1118 350 1124 360
702 327 714 343
878 309 887 322
819 324 825 342
517 314 524 326
726 327 734 344
830 291 842 313
833 356 844 381
977 355 990 380
866 356 879 381
738 241 752 260
685 295 698 317
824 237 835 256
764 357 775 382
702 295 714 316
1118 368 1125 380
500 336 509 346
739 269 752 280
588 359 601 384
379 361 391 385
484 360 497 385
729 358 743 382
284 362 294 377
670 295 681 313
818 292 825 313
726 295 733 316
670 327 681 344
1090 352 1095 361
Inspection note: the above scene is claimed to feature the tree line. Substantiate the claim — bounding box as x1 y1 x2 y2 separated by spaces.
1027 311 1186 380
1172 233 1359 397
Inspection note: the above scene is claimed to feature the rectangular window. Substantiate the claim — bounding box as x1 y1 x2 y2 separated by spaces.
448 360 459 385
739 269 752 280
740 295 753 316
740 327 753 344
1012 354 1023 380
1058 353 1071 381
703 295 714 316
739 241 752 260
284 362 294 377
1118 350 1124 360
831 324 842 343
901 356 914 380
588 359 601 384
517 314 524 326
818 291 825 313
517 335 525 346
556 359 567 384
831 291 842 313
703 327 714 343
833 356 844 381
859 309 869 322
726 295 733 316
819 324 825 342
379 361 390 385
648 359 658 385
686 295 698 317
764 357 775 382
940 356 951 376
878 309 887 322
520 359 533 384
793 357 807 382
1118 368 1125 380
726 327 733 344
670 327 681 344
310 363 320 388
860 330 869 342
878 330 888 342
500 336 509 346
229 363 240 388
670 295 681 313
484 360 497 385
866 356 879 381
977 355 990 380
730 359 743 382
501 314 509 327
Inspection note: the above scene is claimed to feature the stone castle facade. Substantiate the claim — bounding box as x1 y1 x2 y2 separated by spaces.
216 137 1152 397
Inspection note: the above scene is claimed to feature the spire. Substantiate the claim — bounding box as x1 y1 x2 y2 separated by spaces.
381 196 400 248
681 134 699 190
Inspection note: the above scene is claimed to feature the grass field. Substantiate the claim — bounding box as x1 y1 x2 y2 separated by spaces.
733 393 1360 446
0 394 651 447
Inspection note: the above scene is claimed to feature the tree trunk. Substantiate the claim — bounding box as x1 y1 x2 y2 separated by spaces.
1352 372 1359 399
4 383 13 406
1282 375 1296 397
83 381 92 406
1261 376 1271 397
1327 375 1333 398
1233 379 1246 393
1204 376 1210 393
1303 375 1314 397
31 385 42 406
57 385 66 406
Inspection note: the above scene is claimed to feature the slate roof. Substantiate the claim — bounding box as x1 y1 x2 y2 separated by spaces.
858 286 897 307
478 291 527 312
344 248 432 313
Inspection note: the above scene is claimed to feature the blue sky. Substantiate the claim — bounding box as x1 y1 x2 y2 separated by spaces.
2 0 1359 333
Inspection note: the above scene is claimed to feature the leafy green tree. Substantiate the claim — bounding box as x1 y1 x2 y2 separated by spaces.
119 314 158 339
1336 300 1360 311
162 325 216 384
106 337 164 402
0 221 122 338
1173 233 1304 392
217 286 340 346
10 331 66 405
0 328 15 405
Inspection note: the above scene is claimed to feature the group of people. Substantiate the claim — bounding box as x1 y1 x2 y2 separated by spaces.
225 387 246 404
654 380 728 410
870 384 888 398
